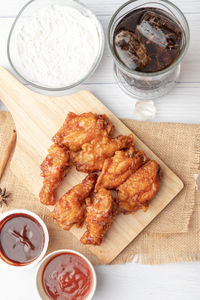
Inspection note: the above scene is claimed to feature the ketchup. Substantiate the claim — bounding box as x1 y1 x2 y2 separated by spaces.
0 213 44 266
42 253 93 300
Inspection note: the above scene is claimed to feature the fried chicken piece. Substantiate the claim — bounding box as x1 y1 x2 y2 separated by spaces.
39 144 70 205
81 188 117 245
72 134 134 173
51 174 97 230
52 112 113 152
95 147 149 192
117 160 162 213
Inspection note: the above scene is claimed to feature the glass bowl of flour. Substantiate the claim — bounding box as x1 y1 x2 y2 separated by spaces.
7 0 105 91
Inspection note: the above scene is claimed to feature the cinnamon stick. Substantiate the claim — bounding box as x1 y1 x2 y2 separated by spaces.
0 130 17 179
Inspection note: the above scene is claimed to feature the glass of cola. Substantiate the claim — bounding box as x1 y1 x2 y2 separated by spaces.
108 0 190 100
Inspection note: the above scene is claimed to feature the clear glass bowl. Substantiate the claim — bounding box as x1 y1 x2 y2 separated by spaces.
7 0 105 91
107 0 190 100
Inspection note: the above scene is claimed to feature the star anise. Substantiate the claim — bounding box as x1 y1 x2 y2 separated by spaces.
10 225 35 250
0 188 10 207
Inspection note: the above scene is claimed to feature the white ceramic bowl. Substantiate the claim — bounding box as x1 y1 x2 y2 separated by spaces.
36 249 97 300
0 209 49 270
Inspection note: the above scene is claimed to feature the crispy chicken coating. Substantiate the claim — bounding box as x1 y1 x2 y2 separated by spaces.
39 144 70 205
95 147 149 191
81 188 117 245
72 135 134 173
40 111 163 246
52 112 113 152
117 160 162 213
51 174 97 230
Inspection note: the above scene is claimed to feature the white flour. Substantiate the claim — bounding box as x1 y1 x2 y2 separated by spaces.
17 5 99 88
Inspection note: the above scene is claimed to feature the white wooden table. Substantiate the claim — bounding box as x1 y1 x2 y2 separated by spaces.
0 1 200 299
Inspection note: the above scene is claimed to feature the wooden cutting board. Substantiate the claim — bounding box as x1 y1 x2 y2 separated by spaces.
0 67 183 264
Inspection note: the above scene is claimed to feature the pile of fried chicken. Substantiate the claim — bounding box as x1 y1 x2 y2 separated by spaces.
39 112 162 246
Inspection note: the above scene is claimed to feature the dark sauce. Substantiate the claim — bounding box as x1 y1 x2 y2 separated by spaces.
0 213 44 266
42 253 93 300
114 7 184 73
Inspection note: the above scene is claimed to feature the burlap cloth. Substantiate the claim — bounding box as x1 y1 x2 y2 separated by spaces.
1 112 200 264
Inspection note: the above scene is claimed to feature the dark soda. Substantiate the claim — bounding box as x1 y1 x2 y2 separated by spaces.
114 7 184 73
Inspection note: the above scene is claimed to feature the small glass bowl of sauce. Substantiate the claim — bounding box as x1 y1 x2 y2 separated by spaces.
36 249 96 300
0 209 49 269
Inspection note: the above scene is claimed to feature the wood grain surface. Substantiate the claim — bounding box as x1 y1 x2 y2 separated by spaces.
0 67 183 263
0 1 199 299
1 0 200 124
